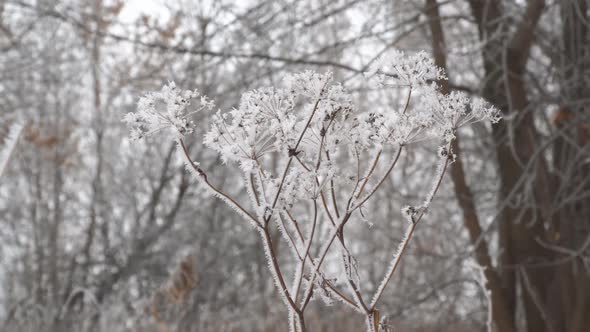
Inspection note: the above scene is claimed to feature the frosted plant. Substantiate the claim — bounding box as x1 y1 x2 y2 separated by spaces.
365 50 446 88
123 82 215 140
124 49 499 332
465 263 494 332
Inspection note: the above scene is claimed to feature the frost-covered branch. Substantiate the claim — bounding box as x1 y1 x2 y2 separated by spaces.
0 121 24 179
369 139 453 311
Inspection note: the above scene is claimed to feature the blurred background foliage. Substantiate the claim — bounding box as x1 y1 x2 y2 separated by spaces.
0 0 589 331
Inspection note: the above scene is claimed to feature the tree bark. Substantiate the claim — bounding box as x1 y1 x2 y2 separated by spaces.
425 1 517 331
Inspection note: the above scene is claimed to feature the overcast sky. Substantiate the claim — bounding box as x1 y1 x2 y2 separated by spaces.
120 0 167 23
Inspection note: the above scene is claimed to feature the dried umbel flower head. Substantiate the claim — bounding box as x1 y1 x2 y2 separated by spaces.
123 82 215 140
365 50 446 87
203 86 298 167
418 89 501 141
365 50 500 142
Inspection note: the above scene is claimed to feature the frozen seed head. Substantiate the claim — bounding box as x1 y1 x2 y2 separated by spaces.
365 50 446 88
123 82 214 140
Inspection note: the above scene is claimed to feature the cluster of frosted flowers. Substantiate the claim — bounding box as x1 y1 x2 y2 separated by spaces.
124 51 500 206
203 71 355 171
123 82 215 140
365 50 446 87
203 87 298 167
417 88 501 141
350 109 436 149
